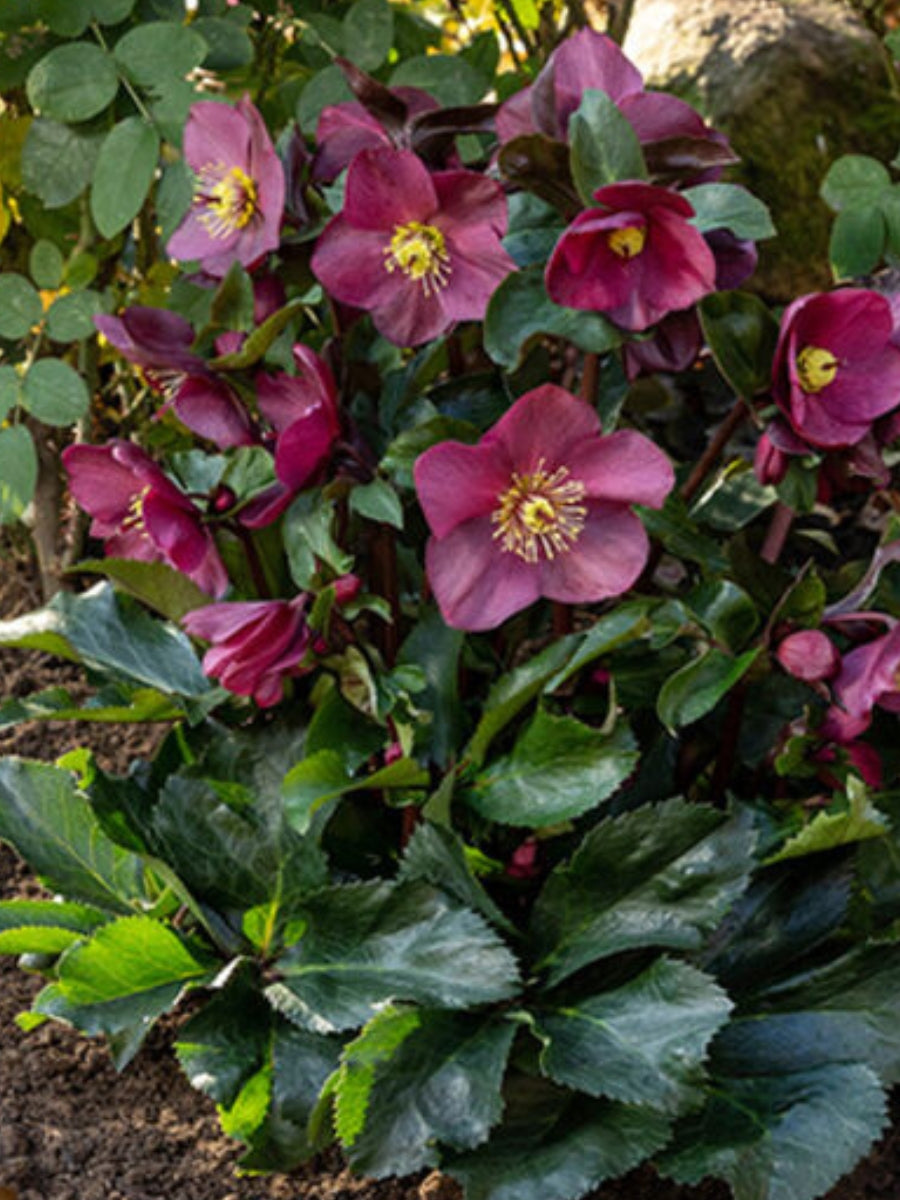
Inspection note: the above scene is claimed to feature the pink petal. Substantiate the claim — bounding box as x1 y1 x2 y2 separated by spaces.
566 430 674 508
440 226 517 323
426 519 541 631
342 148 437 231
539 502 649 603
174 377 256 449
274 405 336 490
486 385 601 472
415 439 511 538
311 217 399 311
433 171 509 236
183 100 250 174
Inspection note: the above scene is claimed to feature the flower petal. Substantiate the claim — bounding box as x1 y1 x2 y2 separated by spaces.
342 148 437 230
415 439 511 538
539 502 649 603
426 519 541 631
567 429 674 508
486 384 601 472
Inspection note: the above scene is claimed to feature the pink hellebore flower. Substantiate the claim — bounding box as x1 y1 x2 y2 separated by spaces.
62 440 229 597
546 182 717 332
311 88 441 184
183 596 313 707
414 384 674 631
96 307 256 450
311 148 516 347
168 96 285 278
825 622 900 741
772 289 900 449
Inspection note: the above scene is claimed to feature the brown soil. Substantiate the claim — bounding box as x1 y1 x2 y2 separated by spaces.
0 549 898 1200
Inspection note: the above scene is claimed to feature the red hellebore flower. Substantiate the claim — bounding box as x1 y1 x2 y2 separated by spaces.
545 182 717 332
824 622 900 741
311 87 441 183
182 595 313 707
96 307 256 450
311 148 516 347
62 440 229 597
167 96 285 278
414 384 674 631
773 289 900 449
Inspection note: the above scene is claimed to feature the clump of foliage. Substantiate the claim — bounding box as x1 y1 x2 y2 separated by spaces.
2 7 900 1200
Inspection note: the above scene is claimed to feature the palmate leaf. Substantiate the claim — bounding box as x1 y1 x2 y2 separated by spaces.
535 958 732 1113
659 1062 887 1200
0 759 148 913
266 880 520 1034
335 1007 516 1177
446 1075 671 1200
530 798 756 986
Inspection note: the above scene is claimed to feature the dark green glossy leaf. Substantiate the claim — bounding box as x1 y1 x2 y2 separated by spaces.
336 1007 516 1176
698 292 779 398
537 959 731 1112
282 750 428 836
399 821 514 935
484 266 620 371
657 646 761 733
568 88 646 203
0 758 147 913
267 880 520 1033
27 44 119 123
91 118 160 238
686 579 758 651
531 798 756 986
398 607 465 767
498 135 579 216
684 183 776 240
466 711 638 828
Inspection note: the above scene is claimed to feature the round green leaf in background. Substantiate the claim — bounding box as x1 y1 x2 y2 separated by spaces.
191 17 254 71
0 425 38 525
92 0 138 21
0 274 43 340
0 365 21 421
113 22 208 88
38 0 93 37
22 359 90 426
29 239 65 290
46 291 107 344
26 44 119 123
91 118 161 238
390 55 487 107
343 0 394 71
21 119 103 210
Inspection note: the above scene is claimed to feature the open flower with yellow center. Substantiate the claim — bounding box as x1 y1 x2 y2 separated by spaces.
414 384 674 631
546 182 717 332
311 147 516 347
168 96 285 278
773 289 900 449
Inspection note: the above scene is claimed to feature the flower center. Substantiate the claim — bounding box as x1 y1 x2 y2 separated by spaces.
492 461 587 563
122 485 151 534
196 164 259 239
384 221 451 296
796 345 839 394
607 225 647 259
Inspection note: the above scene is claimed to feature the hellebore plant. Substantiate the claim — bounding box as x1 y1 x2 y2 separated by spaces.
5 22 900 1200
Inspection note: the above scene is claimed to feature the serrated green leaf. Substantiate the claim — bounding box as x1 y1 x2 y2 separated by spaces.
27 44 119 123
660 1063 887 1200
0 273 42 339
536 959 732 1112
267 880 519 1033
657 646 760 733
684 183 776 240
399 822 515 935
767 779 888 864
531 798 756 986
22 358 90 425
0 425 37 525
484 266 620 371
0 898 108 937
0 758 147 913
337 1008 516 1177
568 89 646 203
91 118 160 238
219 1062 272 1141
466 712 638 828
0 925 86 955
446 1078 671 1200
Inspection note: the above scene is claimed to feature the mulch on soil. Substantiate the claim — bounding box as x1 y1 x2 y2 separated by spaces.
0 547 898 1200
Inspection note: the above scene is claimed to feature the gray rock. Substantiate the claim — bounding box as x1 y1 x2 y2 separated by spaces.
624 0 900 298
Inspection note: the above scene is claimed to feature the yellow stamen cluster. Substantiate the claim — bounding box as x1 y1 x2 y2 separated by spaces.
197 163 259 239
795 345 839 394
607 224 647 260
492 462 587 563
122 486 151 536
384 221 451 296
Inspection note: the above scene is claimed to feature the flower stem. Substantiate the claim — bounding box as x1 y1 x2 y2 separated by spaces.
761 501 794 565
679 400 749 504
579 352 599 405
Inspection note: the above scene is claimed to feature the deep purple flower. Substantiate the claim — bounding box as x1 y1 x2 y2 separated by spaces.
773 289 900 449
546 182 716 332
168 96 285 278
183 595 313 707
496 29 732 180
414 384 674 631
96 306 256 450
62 440 228 597
311 148 516 347
311 88 440 183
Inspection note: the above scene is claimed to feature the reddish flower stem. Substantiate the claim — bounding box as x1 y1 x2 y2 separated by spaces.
679 400 749 504
761 501 794 565
579 351 599 405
